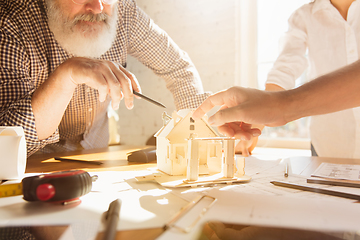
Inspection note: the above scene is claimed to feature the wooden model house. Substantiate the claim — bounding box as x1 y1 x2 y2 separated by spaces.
155 109 224 176
134 109 250 187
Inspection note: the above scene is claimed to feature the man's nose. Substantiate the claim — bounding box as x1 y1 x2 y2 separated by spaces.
85 0 104 14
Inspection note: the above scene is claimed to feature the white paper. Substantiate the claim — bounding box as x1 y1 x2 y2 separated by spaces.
158 156 360 240
158 186 360 240
311 163 360 181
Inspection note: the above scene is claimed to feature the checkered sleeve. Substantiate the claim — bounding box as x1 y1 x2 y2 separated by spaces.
0 227 36 240
124 0 211 110
0 28 59 156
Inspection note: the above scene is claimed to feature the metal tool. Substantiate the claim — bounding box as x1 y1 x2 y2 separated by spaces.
133 90 166 108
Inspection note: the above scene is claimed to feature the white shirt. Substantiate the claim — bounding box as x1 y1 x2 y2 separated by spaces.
266 0 360 158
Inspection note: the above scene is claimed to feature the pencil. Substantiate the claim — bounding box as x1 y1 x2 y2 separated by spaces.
284 162 289 177
133 90 166 108
271 181 360 201
307 177 360 188
103 199 121 240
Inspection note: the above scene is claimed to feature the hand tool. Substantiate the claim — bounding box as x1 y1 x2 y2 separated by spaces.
0 170 94 203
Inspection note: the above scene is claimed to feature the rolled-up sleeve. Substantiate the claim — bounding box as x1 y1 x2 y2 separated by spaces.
0 30 59 156
125 1 210 110
266 9 309 90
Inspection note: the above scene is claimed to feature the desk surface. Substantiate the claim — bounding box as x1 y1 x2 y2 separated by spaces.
26 145 156 173
13 146 360 239
26 145 163 240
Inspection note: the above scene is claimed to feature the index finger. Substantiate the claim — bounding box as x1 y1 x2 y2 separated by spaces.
192 90 227 120
110 66 133 109
117 64 141 93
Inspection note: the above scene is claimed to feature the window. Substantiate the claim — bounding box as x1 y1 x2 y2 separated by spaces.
190 117 195 130
209 144 217 158
176 146 185 159
256 0 310 149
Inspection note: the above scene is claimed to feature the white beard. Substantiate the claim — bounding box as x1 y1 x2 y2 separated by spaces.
46 0 118 58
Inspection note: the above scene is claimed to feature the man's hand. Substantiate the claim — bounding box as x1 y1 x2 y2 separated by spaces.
234 137 259 157
217 121 259 157
192 86 292 149
62 57 141 110
193 86 289 128
32 57 141 140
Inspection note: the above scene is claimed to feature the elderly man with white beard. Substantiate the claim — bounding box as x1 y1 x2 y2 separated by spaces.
0 0 209 156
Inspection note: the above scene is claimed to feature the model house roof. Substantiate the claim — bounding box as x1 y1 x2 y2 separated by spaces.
155 109 219 143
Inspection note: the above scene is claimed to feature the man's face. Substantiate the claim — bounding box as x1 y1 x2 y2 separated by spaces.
57 0 114 37
46 0 118 58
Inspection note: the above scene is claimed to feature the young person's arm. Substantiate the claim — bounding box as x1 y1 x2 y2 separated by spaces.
193 59 360 138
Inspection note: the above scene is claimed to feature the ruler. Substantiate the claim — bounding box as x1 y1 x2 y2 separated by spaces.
0 182 23 198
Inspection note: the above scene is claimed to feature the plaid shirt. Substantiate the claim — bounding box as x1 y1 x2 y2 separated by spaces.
0 0 209 157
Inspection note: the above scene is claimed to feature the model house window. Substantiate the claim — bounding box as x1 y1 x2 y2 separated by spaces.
176 146 185 159
190 117 195 131
209 144 217 158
